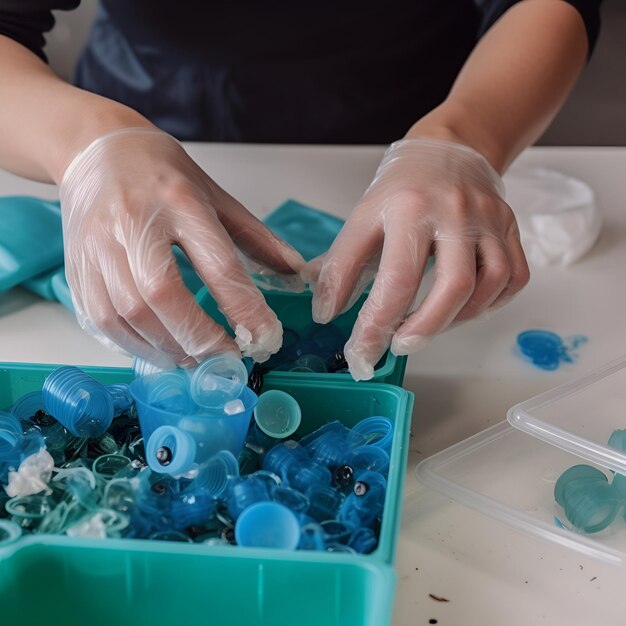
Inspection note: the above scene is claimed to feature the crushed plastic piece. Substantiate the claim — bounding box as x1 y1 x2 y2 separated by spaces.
5 449 54 497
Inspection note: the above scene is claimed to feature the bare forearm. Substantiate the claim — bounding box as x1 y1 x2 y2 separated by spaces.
406 0 588 172
0 35 154 184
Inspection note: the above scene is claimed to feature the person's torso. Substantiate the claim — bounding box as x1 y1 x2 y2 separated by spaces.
75 1 481 143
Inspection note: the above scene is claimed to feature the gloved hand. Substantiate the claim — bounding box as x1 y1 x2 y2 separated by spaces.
305 137 530 380
59 127 305 366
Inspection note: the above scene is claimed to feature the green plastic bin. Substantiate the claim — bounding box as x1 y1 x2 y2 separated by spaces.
195 287 408 386
0 362 413 626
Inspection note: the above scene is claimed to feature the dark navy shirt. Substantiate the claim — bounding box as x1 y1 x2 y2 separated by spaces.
0 1 602 143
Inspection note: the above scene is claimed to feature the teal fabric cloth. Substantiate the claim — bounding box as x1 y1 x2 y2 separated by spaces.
22 266 59 300
8 196 432 312
263 199 344 261
0 196 63 292
16 196 344 310
50 267 74 311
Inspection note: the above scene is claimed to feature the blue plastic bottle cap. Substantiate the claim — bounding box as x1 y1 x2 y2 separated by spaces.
261 439 310 478
0 411 23 454
299 420 350 450
305 483 345 522
105 384 134 416
42 366 115 437
254 390 302 439
145 370 194 415
132 379 256 464
0 519 22 546
272 485 310 513
351 470 387 493
607 429 626 453
326 543 357 554
301 323 347 360
235 501 300 549
561 480 621 534
348 416 394 453
146 425 197 475
92 454 132 482
149 530 194 542
287 462 332 493
227 475 272 520
189 354 248 409
338 470 387 529
190 450 240 498
10 391 47 423
4 494 52 529
309 431 350 469
320 519 354 544
169 490 218 531
252 470 283 489
103 478 137 513
554 464 607 507
299 522 326 551
348 445 390 476
612 472 626 499
348 527 378 554
247 423 279 453
238 447 260 475
93 508 130 535
289 354 328 373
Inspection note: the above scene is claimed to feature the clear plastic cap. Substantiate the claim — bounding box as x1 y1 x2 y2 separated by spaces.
254 390 301 439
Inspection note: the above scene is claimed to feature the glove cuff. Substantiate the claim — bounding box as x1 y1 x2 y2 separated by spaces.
383 137 505 199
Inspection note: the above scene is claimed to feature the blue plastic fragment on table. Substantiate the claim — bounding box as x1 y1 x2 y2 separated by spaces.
516 329 588 371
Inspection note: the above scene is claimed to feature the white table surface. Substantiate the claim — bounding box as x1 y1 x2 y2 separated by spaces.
1 143 626 625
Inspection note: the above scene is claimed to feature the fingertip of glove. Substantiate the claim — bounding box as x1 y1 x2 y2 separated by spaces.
280 244 307 273
344 344 375 382
390 333 430 356
234 320 283 363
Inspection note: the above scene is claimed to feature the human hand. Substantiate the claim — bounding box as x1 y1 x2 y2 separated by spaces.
59 127 305 366
305 137 529 380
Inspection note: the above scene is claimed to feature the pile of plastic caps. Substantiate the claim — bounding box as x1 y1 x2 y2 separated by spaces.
249 322 349 379
0 353 393 554
554 429 626 534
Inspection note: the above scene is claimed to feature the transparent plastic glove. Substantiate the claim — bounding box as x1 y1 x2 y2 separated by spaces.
59 128 305 365
305 138 529 380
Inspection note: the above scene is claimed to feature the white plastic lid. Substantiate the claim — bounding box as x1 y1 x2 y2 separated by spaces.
504 166 601 267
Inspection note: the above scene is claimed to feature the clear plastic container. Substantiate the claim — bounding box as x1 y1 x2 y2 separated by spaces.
417 355 626 568
416 421 626 567
507 355 626 474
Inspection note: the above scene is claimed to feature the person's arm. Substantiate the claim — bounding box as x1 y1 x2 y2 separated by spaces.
0 33 304 367
406 0 589 172
0 33 152 183
309 0 594 380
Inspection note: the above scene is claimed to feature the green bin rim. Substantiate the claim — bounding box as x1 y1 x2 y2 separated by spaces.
194 285 406 384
